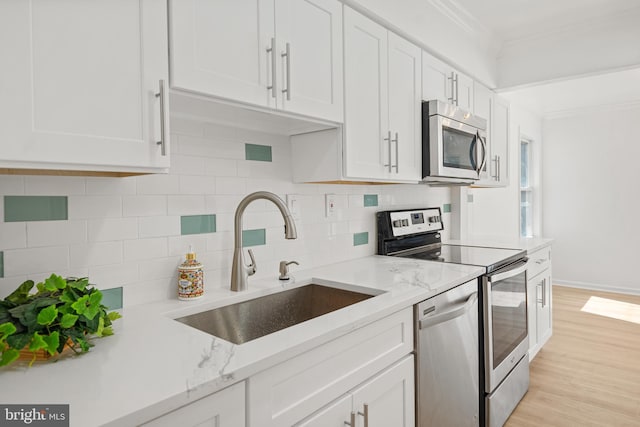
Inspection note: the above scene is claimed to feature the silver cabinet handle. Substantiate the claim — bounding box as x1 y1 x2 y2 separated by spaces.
358 404 369 427
383 131 392 172
344 412 356 426
492 155 499 180
392 132 399 173
497 155 501 181
266 37 277 98
155 79 167 156
281 42 291 100
536 278 547 307
454 73 459 105
447 72 455 103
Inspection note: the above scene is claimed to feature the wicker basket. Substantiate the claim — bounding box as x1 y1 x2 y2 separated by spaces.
16 339 74 361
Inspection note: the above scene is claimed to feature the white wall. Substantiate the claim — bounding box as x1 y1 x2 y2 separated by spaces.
0 117 453 306
542 104 640 294
465 104 543 239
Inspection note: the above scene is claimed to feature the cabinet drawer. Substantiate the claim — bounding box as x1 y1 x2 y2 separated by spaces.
248 308 413 427
528 246 551 279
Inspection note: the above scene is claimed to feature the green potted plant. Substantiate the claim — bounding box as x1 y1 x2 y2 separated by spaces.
0 274 122 367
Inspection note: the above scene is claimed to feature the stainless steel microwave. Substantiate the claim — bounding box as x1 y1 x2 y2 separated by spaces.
422 100 488 184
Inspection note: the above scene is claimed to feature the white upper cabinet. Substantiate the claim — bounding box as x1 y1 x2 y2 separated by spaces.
0 0 170 175
170 0 343 123
343 7 421 182
422 50 473 112
473 82 510 187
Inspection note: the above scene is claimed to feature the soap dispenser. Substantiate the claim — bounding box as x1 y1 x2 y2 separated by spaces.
178 246 204 300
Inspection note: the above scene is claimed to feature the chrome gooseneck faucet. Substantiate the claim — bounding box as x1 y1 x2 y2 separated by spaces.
231 191 297 291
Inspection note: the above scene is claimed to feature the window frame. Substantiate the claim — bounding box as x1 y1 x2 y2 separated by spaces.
520 137 534 238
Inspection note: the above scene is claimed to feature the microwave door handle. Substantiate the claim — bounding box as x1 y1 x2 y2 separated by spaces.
477 132 488 174
469 136 478 171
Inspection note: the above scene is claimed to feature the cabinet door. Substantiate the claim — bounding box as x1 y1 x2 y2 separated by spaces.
472 82 492 183
170 0 275 108
275 0 343 122
295 394 353 427
387 33 422 182
142 382 245 427
0 0 169 173
421 51 453 103
456 72 475 112
492 95 510 185
352 356 415 427
536 269 552 345
343 7 388 179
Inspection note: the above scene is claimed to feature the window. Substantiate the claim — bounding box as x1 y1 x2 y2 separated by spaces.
520 138 533 237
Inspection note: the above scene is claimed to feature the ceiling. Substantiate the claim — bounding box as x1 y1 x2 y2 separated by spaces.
447 0 640 117
453 0 640 43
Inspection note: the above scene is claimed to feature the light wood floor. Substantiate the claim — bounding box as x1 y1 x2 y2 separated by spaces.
506 285 640 427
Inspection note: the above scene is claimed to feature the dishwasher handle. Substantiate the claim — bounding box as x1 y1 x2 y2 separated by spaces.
419 292 478 329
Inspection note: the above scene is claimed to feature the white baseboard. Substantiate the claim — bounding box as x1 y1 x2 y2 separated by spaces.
553 279 640 296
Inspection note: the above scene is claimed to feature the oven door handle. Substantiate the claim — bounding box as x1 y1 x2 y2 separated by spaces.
488 258 529 283
419 292 477 329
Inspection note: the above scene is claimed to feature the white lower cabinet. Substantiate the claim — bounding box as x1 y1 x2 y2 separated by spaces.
298 355 415 427
248 308 414 426
142 381 245 427
527 246 553 359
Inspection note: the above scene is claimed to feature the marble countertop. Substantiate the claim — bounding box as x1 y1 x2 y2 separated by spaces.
0 255 484 427
444 236 553 253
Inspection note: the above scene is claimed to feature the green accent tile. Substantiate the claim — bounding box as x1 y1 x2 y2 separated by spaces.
242 229 266 247
181 214 216 235
245 143 272 162
363 194 378 207
443 203 452 213
4 196 68 222
101 287 123 310
0 252 3 278
353 232 369 246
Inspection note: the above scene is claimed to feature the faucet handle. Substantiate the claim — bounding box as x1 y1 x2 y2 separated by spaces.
247 249 257 276
279 260 299 280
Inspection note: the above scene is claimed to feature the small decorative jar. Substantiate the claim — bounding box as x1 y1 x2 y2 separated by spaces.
178 248 204 300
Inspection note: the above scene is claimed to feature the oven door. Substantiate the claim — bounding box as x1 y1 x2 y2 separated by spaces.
483 259 529 393
429 114 487 180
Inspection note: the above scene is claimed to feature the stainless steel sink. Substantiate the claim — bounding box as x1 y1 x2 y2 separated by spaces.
175 284 376 344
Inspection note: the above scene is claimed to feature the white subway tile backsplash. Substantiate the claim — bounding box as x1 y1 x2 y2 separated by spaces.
86 177 137 195
178 175 217 195
0 116 452 307
25 176 86 195
124 237 168 261
0 223 27 250
68 195 122 219
88 218 138 242
123 195 167 217
136 174 181 195
27 220 86 247
70 241 123 268
167 195 207 216
4 246 69 276
138 216 180 238
0 176 25 194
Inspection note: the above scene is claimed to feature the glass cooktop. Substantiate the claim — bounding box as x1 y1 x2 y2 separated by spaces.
402 244 525 273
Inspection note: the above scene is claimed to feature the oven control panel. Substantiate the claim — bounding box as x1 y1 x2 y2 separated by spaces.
389 208 443 237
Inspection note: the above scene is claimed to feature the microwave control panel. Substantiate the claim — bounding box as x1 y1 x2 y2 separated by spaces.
389 208 443 237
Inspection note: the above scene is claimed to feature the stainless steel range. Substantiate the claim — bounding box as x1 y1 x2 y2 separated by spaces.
377 207 530 427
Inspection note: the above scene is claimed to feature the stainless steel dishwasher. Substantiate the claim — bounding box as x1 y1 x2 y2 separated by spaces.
415 279 479 427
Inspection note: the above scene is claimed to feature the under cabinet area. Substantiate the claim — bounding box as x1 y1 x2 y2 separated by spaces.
169 0 343 123
141 381 245 427
248 308 414 426
422 51 473 112
0 0 170 176
527 245 553 359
